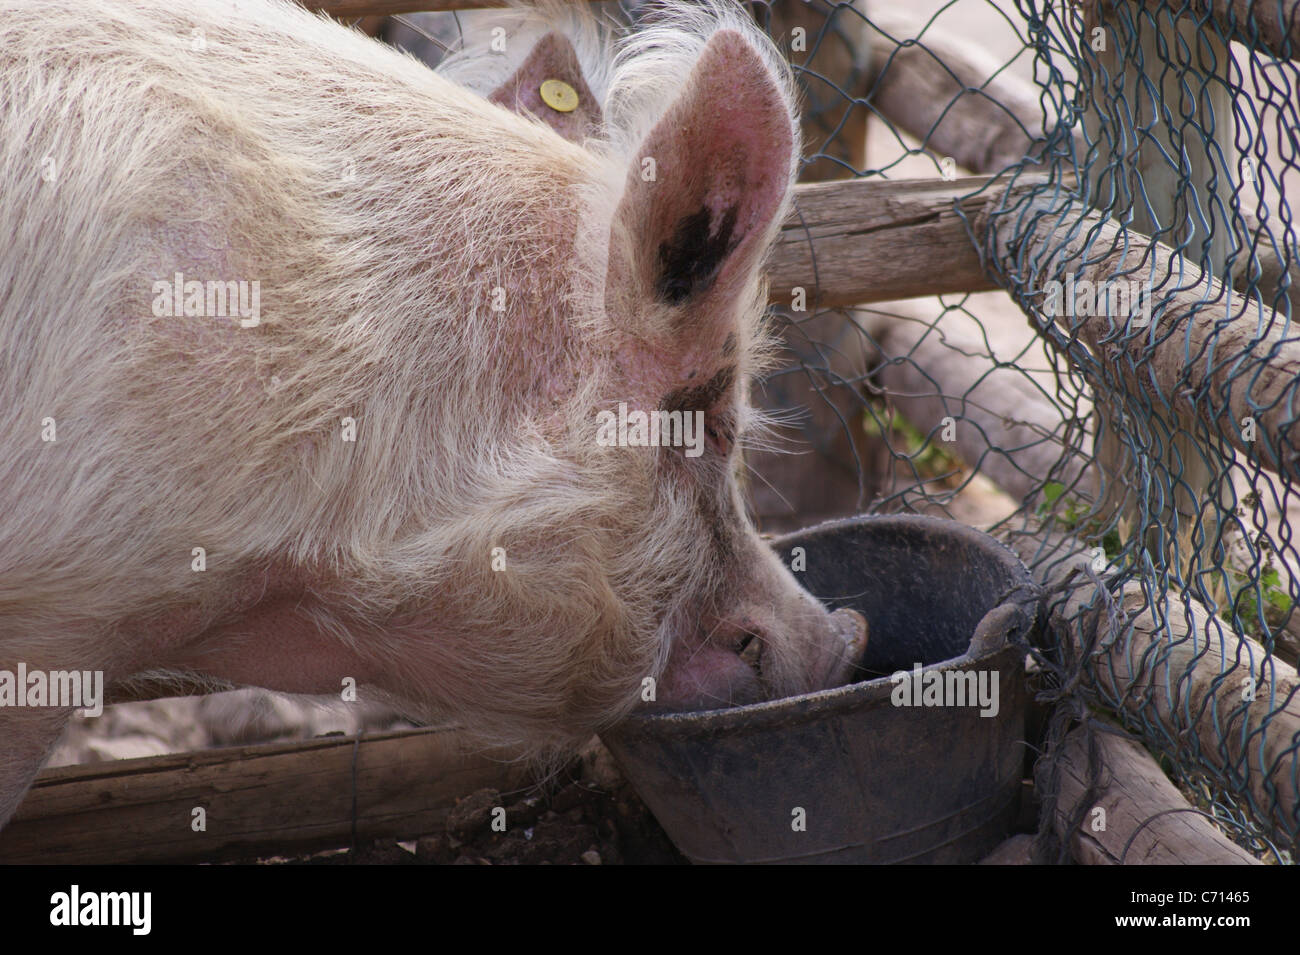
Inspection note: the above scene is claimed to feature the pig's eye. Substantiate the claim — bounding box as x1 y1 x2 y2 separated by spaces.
705 418 734 456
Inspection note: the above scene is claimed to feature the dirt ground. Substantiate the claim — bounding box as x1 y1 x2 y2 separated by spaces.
257 778 687 866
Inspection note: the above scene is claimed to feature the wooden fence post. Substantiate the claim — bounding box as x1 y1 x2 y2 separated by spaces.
1080 1 1239 579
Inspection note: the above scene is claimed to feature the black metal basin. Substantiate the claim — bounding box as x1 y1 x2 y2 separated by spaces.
601 514 1040 864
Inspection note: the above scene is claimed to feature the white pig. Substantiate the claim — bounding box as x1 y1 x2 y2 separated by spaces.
0 0 866 828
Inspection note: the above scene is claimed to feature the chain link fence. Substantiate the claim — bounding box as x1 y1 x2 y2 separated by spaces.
760 0 1300 860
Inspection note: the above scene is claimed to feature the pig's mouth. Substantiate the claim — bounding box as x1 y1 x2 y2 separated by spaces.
652 619 768 712
729 624 772 701
652 608 867 712
736 629 763 670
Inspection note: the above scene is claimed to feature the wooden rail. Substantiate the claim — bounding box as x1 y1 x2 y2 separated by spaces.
0 727 527 864
769 176 1003 307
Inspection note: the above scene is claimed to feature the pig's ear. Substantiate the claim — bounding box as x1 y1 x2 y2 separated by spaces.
489 31 603 142
609 29 796 313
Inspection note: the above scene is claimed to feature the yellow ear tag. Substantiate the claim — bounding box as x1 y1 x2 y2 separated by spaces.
539 78 579 113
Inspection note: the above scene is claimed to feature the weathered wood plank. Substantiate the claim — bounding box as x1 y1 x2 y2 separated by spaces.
865 10 1047 175
1152 0 1300 62
769 177 1004 308
867 297 1093 504
0 727 528 864
982 193 1300 482
1042 726 1262 864
1018 537 1300 848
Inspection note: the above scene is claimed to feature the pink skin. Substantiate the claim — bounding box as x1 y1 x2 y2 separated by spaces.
659 643 765 709
162 598 376 696
656 603 869 712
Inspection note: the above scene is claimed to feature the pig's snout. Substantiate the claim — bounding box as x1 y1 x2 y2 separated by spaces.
822 607 869 688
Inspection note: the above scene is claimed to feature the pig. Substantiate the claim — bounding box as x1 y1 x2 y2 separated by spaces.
0 0 867 830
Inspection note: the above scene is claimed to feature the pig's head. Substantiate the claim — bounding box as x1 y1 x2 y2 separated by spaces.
532 10 869 712
600 24 873 712
404 4 867 755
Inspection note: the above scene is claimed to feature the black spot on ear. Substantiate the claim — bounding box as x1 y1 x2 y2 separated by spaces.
656 207 739 305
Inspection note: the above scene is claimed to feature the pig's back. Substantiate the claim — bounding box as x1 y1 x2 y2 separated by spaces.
0 0 598 631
